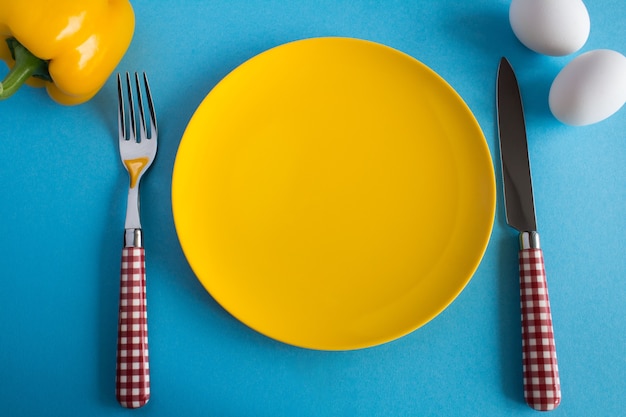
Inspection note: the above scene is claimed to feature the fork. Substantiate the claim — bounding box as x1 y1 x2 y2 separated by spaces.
115 72 157 409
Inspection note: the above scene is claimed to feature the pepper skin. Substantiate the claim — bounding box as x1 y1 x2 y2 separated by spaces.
0 0 134 105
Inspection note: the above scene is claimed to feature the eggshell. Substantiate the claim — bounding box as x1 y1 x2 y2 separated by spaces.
549 49 626 126
509 0 590 56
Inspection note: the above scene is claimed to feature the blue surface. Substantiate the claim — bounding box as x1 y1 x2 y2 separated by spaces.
1 1 625 416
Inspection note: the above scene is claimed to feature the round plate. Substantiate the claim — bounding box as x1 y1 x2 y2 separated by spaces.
172 37 495 350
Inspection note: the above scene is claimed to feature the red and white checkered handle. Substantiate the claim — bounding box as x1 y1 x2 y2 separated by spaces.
519 247 561 411
116 247 150 408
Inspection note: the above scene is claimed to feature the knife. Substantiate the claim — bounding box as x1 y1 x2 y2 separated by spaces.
496 57 561 411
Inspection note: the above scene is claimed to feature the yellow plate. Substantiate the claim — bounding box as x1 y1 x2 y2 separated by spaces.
172 37 495 350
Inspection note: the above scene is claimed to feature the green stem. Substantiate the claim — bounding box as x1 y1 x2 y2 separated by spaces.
0 38 50 100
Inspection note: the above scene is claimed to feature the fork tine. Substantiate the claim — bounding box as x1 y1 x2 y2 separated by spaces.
125 72 137 143
134 72 148 141
117 74 126 142
143 73 158 140
117 72 157 148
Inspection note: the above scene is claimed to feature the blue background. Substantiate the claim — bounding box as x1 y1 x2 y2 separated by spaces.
1 1 625 416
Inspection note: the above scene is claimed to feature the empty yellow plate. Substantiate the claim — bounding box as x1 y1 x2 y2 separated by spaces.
172 37 495 350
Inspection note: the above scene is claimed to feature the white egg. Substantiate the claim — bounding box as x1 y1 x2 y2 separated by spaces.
549 49 626 126
509 0 590 56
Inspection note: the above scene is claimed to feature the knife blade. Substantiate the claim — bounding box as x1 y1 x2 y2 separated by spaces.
496 57 561 412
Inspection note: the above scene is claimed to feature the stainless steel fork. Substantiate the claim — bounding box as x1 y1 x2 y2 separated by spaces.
115 72 157 409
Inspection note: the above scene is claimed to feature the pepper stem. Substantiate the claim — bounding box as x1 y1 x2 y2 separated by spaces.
0 38 50 100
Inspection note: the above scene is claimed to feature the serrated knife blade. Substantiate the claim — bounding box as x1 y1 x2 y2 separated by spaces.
496 57 561 412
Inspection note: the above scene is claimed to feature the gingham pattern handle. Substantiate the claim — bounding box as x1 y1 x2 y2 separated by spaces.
116 247 150 408
519 248 561 411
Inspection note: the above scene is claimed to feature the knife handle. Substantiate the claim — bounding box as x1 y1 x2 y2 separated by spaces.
519 242 561 411
116 247 150 408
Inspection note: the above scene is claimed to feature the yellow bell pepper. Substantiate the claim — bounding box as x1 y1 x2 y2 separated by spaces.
0 0 134 105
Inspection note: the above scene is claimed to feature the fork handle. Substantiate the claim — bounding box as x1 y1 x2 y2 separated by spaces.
116 246 150 408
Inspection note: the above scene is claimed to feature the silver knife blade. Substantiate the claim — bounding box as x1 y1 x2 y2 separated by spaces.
496 57 537 233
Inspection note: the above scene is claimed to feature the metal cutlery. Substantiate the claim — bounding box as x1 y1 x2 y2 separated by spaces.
115 72 158 409
496 57 561 411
